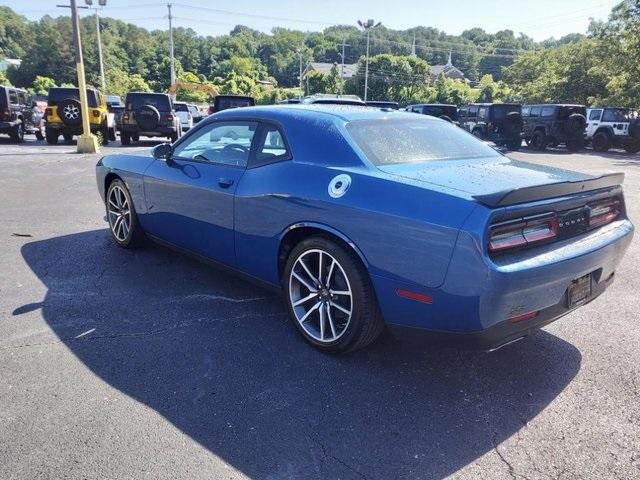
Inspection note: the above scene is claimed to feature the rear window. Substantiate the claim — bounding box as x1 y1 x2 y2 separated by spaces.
125 93 171 111
557 106 586 119
422 106 458 120
602 108 634 122
173 102 188 112
48 88 99 108
346 118 501 166
492 104 521 119
214 96 255 111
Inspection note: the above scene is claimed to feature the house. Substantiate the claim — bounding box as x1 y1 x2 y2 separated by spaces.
429 52 467 83
0 58 21 72
301 62 358 81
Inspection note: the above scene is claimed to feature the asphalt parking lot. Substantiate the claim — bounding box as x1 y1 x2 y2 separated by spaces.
1 136 639 480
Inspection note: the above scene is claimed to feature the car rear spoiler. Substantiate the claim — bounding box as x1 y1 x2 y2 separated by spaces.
473 172 625 207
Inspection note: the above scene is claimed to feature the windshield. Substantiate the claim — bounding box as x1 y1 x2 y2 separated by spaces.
126 93 171 111
602 108 636 122
48 88 99 108
492 104 521 119
347 118 501 165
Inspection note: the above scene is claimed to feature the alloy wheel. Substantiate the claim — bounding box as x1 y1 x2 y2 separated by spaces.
63 104 80 120
289 249 353 343
107 185 131 242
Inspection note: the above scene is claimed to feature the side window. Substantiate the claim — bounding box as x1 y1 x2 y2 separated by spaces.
522 106 531 116
468 105 479 117
18 91 27 105
542 106 555 117
8 89 19 105
478 107 488 119
589 110 602 121
173 121 258 167
459 106 468 118
530 106 541 117
254 125 291 166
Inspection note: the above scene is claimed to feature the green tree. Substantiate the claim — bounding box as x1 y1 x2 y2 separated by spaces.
31 75 56 95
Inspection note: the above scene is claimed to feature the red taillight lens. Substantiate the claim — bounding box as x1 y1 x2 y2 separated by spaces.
166 114 174 121
92 110 100 118
123 112 129 121
489 215 558 252
2 108 10 120
589 200 620 228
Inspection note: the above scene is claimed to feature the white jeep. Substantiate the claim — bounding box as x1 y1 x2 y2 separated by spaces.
586 107 640 153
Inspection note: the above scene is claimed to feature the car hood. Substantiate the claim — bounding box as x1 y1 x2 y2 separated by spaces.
377 156 591 197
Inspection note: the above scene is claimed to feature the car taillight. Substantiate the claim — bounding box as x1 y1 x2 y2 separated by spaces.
92 110 100 118
589 200 620 228
123 112 129 121
489 214 558 252
2 108 10 120
166 114 174 121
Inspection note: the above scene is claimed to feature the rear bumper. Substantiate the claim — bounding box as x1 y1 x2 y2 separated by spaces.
0 120 19 131
120 124 176 136
46 124 101 134
389 269 615 350
375 219 634 348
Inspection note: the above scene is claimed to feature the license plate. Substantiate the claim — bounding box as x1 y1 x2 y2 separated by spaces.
567 273 592 308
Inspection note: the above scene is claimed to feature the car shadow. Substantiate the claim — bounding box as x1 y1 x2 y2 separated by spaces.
20 230 582 479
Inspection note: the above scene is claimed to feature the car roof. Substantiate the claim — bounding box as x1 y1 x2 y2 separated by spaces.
210 104 429 122
524 104 585 107
410 103 457 107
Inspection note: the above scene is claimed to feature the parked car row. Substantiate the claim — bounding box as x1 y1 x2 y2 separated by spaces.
404 101 640 153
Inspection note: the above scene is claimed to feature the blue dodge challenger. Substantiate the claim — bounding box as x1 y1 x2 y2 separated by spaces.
96 105 634 352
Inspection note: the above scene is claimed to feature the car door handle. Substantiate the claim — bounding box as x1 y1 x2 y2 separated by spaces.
218 177 234 188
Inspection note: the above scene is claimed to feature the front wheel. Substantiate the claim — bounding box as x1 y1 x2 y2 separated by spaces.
10 123 24 143
283 236 384 353
105 179 145 248
624 142 640 154
592 132 611 152
530 130 547 151
45 129 58 145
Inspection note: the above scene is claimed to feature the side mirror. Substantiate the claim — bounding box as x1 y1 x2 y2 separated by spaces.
152 142 173 160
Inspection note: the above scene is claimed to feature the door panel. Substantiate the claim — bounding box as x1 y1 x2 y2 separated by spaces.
142 121 258 267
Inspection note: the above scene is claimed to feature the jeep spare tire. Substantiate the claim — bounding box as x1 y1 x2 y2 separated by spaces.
629 119 640 140
566 113 586 135
503 111 523 136
135 105 160 131
58 98 82 127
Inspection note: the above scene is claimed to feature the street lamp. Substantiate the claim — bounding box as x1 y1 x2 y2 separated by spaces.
357 19 381 102
86 0 107 92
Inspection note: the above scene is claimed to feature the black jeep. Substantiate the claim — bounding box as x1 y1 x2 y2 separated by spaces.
207 95 256 114
459 103 523 150
522 104 587 152
120 92 181 145
406 103 458 123
0 85 43 142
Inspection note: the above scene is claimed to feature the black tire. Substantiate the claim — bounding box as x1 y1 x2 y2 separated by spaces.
624 142 640 154
120 132 131 145
63 132 74 143
592 131 611 152
35 129 44 141
45 129 58 145
503 111 523 137
629 119 640 140
170 130 179 142
132 134 139 142
109 127 116 142
105 179 145 248
283 235 385 353
472 128 483 139
566 113 587 135
506 138 521 151
135 105 160 130
100 122 110 146
530 130 547 151
566 138 584 152
10 122 24 143
58 98 83 127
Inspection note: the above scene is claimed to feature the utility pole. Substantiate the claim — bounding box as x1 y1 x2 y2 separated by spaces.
298 51 304 99
336 40 350 95
167 3 175 91
57 0 99 152
357 19 380 102
94 8 106 92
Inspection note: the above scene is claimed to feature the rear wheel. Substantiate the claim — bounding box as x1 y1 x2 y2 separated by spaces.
9 123 24 143
63 132 74 143
624 142 640 154
283 236 384 353
105 179 145 248
530 130 547 151
45 129 58 145
592 132 611 152
506 138 521 151
120 132 131 145
566 138 584 152
170 130 179 142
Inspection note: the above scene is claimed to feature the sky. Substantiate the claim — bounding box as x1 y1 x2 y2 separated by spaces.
3 0 620 41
